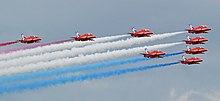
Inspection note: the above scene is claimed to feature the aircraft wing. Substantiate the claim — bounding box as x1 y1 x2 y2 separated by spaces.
140 53 146 55
127 32 133 34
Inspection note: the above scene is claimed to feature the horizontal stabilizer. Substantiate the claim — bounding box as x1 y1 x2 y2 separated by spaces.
140 53 146 55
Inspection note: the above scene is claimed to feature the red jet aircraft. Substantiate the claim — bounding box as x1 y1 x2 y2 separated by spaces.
184 45 208 54
128 27 154 37
186 24 212 34
18 33 43 44
183 36 208 45
180 55 203 65
141 48 166 58
72 32 96 41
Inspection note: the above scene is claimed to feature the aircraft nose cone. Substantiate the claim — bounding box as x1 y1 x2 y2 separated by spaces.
204 38 208 41
92 36 97 38
204 48 208 51
200 59 203 62
150 31 154 34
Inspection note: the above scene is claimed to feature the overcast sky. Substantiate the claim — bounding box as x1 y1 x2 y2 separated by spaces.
0 0 220 101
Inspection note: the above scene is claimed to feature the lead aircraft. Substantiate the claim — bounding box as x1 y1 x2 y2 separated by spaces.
186 24 212 34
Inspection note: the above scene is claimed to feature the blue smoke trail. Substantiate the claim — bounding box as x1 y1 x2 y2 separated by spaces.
0 61 180 94
0 52 184 84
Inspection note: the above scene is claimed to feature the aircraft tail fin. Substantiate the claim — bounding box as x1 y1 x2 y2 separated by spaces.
75 31 79 37
189 24 193 30
182 55 186 61
186 45 190 51
144 48 149 54
132 27 137 33
187 35 190 41
21 33 25 40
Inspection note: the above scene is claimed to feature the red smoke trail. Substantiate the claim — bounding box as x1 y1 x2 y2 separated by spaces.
0 39 74 54
0 41 18 47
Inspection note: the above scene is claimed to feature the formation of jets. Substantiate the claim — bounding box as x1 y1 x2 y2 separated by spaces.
4 24 211 65
139 24 211 65
180 24 211 65
13 26 155 44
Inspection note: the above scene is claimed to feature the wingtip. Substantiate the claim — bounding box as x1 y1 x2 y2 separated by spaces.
140 53 145 55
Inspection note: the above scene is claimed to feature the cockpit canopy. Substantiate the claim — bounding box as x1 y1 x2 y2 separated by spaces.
201 25 208 28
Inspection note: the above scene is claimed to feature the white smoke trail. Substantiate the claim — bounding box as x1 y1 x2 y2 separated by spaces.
0 42 183 76
0 31 185 68
0 34 129 61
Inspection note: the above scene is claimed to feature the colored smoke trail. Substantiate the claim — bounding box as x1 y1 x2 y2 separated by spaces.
0 42 183 76
0 41 18 47
0 34 129 61
0 52 184 83
0 39 74 54
0 62 180 93
0 31 185 68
